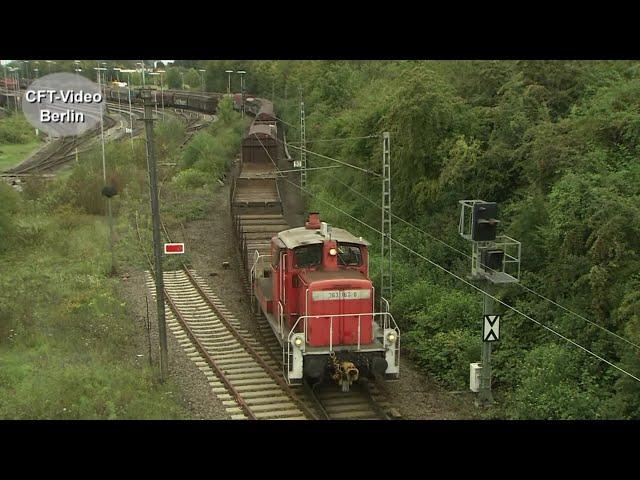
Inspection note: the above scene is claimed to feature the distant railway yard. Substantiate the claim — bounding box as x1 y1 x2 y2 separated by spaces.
3 59 640 422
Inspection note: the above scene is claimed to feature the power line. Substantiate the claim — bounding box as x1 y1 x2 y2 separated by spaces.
275 172 640 384
308 158 640 352
308 158 469 256
284 139 381 177
288 134 379 145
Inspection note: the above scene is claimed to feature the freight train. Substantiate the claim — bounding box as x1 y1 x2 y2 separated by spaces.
5 76 221 115
231 97 400 392
103 87 220 115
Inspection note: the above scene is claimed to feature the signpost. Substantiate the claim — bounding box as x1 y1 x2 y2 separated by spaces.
483 315 500 342
164 243 185 255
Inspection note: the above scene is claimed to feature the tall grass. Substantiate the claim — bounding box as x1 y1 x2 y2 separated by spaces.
0 119 191 419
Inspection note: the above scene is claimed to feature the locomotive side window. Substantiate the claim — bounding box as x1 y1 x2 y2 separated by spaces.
294 244 323 268
337 243 362 266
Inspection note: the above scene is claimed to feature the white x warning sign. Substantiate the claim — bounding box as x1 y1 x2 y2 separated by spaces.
483 315 500 342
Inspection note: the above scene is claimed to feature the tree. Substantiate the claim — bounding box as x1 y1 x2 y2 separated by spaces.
183 69 201 89
166 67 182 89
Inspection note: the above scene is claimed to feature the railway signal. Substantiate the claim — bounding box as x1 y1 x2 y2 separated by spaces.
459 199 521 407
471 201 499 241
164 243 185 255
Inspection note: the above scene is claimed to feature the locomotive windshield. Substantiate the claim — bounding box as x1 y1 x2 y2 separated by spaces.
336 243 362 266
294 244 323 268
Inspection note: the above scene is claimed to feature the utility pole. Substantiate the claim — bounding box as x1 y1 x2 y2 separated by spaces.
299 100 307 188
141 88 168 381
95 66 115 275
380 132 392 311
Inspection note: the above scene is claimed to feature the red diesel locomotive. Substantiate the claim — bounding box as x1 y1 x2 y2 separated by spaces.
251 212 400 392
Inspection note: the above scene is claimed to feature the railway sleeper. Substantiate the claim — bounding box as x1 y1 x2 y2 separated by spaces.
323 403 377 414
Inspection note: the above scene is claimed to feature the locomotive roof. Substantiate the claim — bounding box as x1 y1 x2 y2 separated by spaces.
258 99 274 114
278 226 370 249
246 123 277 140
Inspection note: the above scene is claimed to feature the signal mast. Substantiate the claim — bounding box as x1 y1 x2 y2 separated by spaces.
459 200 521 406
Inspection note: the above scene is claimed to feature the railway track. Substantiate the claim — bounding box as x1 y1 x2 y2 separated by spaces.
2 115 117 175
134 215 316 420
145 268 315 419
132 109 395 420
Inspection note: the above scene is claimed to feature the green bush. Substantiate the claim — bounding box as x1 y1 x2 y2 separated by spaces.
173 168 211 189
0 115 37 144
505 344 604 419
405 328 479 389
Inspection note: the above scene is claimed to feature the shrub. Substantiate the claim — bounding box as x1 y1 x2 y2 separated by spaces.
505 344 604 419
0 115 36 144
173 168 211 189
405 328 479 389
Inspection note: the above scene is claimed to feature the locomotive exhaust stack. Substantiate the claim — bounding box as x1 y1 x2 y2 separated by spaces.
305 212 321 229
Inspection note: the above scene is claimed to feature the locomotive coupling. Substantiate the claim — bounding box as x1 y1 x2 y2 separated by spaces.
330 352 359 392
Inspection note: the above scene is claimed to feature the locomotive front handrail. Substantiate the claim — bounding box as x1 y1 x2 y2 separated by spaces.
283 311 401 379
287 311 400 352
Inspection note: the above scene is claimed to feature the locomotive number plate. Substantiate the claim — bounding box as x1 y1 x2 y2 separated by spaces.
312 289 371 301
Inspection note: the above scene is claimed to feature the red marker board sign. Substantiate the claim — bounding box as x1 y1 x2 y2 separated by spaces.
164 243 185 255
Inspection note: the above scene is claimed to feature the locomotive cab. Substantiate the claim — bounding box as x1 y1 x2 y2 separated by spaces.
251 213 400 391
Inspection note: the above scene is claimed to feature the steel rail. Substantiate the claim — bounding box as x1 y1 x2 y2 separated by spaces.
161 222 318 420
161 283 258 420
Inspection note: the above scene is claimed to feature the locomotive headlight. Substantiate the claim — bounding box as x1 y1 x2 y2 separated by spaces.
387 332 397 343
329 248 337 256
294 337 303 347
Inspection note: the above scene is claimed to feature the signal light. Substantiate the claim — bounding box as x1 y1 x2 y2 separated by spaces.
480 248 504 272
472 202 499 241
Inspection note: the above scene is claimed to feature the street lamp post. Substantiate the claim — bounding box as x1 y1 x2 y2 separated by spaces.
120 69 135 152
8 67 19 113
157 70 166 120
138 61 146 87
236 70 246 118
113 67 123 126
198 69 206 94
225 69 233 95
148 72 159 118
